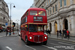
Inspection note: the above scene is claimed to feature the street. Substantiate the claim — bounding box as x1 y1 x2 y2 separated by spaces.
0 32 75 50
0 0 75 50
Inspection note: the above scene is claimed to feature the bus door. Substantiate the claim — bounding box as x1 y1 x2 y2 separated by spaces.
25 25 28 36
20 27 22 37
22 27 25 40
21 27 23 38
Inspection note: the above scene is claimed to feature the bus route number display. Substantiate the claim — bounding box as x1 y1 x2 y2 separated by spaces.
34 17 42 21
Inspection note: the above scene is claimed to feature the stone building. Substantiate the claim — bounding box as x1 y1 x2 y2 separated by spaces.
0 0 9 28
8 20 13 27
14 23 20 31
30 3 36 8
34 0 75 36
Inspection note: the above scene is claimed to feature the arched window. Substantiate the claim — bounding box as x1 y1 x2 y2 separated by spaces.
53 6 54 13
64 0 66 6
55 5 57 11
50 8 51 14
60 0 62 7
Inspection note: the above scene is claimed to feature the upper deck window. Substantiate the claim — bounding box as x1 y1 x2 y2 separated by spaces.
30 11 45 16
30 11 37 15
38 11 45 16
26 11 29 16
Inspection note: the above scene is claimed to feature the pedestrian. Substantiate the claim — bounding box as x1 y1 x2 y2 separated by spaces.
46 30 48 34
64 29 67 38
57 30 59 37
59 30 62 36
48 29 50 34
62 29 64 37
66 30 70 39
9 30 11 36
6 29 8 36
49 30 51 36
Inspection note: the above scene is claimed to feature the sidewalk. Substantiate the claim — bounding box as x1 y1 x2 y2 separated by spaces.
48 34 75 42
0 31 19 37
6 31 19 36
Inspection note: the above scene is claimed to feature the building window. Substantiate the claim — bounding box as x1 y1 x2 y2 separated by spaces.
55 5 57 11
50 0 52 2
53 6 54 13
46 1 48 6
50 8 51 14
46 10 48 16
60 0 62 7
70 0 73 4
48 9 50 15
2 2 5 11
64 0 66 6
47 10 49 15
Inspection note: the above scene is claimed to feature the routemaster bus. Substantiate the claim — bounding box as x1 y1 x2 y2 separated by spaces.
20 8 48 45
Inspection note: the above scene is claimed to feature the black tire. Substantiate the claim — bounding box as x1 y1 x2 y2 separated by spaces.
21 37 23 40
18 34 20 36
25 37 30 45
43 41 47 45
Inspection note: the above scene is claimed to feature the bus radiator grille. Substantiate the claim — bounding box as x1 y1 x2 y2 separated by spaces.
34 35 43 43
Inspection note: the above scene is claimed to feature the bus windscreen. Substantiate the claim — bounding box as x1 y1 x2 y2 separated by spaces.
29 24 44 32
29 24 37 32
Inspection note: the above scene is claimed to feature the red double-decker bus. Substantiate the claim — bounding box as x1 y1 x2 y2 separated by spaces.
20 8 48 45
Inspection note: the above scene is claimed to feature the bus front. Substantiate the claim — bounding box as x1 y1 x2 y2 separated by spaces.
28 24 47 44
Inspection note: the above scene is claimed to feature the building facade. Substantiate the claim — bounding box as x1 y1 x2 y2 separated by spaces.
0 0 9 29
8 20 13 27
30 3 36 8
34 0 75 36
14 23 20 31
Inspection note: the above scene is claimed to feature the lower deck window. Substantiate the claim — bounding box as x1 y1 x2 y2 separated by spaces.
29 24 43 32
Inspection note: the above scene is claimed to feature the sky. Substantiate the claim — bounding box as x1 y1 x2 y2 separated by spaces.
4 0 34 24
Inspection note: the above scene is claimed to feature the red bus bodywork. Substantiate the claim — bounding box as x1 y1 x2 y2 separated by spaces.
20 8 48 45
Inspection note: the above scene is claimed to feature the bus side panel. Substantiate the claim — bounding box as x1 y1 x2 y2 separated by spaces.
43 16 47 23
28 15 33 23
20 30 22 37
24 31 29 41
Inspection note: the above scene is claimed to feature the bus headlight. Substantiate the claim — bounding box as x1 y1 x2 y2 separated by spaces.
29 37 32 39
45 36 47 39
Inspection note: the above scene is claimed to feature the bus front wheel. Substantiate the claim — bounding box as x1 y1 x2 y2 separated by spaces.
43 41 47 45
25 37 30 45
21 37 23 40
